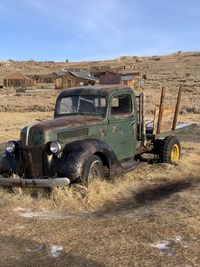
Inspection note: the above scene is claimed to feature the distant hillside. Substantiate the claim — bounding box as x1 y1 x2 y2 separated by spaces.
1 51 200 93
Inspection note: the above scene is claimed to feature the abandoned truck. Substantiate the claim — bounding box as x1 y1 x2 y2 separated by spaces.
0 85 195 188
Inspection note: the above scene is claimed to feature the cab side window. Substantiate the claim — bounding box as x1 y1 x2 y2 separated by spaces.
111 94 132 118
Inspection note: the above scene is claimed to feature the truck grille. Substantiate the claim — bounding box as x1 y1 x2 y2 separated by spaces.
20 147 44 178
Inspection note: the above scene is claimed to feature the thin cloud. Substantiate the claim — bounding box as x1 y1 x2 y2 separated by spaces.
0 0 199 61
0 2 5 13
25 0 47 10
24 0 124 35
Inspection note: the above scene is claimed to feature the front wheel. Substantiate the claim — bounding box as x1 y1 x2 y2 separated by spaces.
160 136 181 163
81 155 104 185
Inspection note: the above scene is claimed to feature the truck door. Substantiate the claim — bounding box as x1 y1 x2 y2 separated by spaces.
106 92 137 160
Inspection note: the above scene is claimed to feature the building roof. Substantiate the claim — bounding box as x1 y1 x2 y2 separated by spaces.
120 71 140 76
53 71 67 77
70 71 91 77
28 73 57 79
65 67 80 72
36 73 57 78
121 75 134 81
90 65 111 72
53 71 98 81
4 72 33 80
69 71 98 82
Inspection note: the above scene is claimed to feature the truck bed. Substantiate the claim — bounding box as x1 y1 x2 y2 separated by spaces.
145 121 197 139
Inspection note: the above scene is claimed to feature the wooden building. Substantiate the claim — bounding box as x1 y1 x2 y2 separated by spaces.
120 72 140 87
99 71 140 88
29 73 57 83
3 72 35 87
55 71 98 90
121 75 136 87
90 66 111 79
119 71 140 77
136 58 143 63
99 71 121 85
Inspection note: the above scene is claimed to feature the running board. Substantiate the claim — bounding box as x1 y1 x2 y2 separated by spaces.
121 159 147 172
0 177 70 188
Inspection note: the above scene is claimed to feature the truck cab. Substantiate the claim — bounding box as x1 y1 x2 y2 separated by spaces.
55 86 137 160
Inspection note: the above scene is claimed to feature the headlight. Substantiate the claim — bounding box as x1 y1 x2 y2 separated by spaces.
6 141 15 153
50 141 62 154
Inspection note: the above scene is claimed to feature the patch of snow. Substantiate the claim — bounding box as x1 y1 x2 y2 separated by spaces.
151 240 172 250
50 245 63 258
19 210 79 219
14 207 27 212
17 209 88 220
20 211 48 219
151 236 183 251
16 225 25 230
175 235 182 242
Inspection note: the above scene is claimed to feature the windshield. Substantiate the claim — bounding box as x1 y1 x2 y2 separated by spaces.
57 95 107 117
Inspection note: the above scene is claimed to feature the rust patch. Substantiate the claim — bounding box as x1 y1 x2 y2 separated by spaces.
32 116 103 132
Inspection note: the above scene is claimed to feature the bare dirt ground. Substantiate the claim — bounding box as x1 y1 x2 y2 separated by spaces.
0 53 200 266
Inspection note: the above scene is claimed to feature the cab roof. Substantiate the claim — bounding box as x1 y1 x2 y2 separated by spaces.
58 85 135 98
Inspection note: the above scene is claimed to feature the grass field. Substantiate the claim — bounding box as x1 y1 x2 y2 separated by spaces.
0 52 200 266
0 98 199 266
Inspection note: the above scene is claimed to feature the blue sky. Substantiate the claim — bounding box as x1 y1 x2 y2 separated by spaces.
0 0 199 61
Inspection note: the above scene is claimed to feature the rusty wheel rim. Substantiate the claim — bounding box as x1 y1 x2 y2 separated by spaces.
88 160 102 182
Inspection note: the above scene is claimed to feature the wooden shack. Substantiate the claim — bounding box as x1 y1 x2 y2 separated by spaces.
99 71 121 85
3 72 35 87
55 71 98 90
120 71 140 87
30 73 57 83
121 75 136 87
136 58 143 63
99 70 140 87
90 65 111 79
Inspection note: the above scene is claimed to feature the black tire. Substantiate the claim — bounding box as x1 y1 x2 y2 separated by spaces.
81 155 104 184
160 136 181 163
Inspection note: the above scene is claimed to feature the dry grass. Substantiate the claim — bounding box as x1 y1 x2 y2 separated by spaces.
0 145 199 266
0 140 199 213
0 121 199 212
0 111 52 144
0 92 199 266
0 90 57 112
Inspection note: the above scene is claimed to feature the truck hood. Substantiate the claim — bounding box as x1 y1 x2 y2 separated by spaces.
33 115 103 131
21 116 104 146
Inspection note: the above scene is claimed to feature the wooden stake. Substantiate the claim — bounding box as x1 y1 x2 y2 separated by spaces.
156 86 166 134
172 86 182 130
153 107 157 135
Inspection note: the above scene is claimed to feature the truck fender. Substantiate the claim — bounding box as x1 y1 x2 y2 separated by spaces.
0 153 20 176
50 138 122 181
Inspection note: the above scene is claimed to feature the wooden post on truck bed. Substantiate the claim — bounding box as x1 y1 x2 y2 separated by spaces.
156 86 166 134
172 86 182 130
152 107 158 135
138 93 143 140
141 92 147 145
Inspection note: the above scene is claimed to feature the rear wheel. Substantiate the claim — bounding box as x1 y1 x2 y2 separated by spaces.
81 155 104 185
159 136 181 163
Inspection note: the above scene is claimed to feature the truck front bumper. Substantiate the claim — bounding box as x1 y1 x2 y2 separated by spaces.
0 176 70 188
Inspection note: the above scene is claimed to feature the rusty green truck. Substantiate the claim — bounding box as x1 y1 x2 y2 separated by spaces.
0 85 195 187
